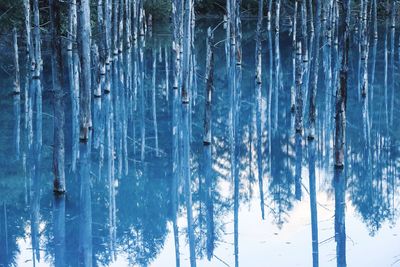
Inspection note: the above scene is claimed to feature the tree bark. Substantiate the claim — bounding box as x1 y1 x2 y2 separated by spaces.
334 0 351 168
77 0 92 142
204 27 214 145
13 27 21 94
49 0 66 193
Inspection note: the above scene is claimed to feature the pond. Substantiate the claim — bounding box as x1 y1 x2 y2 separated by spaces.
0 19 399 267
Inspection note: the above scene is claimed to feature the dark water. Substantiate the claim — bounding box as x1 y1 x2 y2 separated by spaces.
0 20 399 267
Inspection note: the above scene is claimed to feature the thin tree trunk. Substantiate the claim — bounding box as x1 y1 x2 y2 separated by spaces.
32 0 42 77
67 0 80 171
308 139 319 267
291 0 298 112
389 0 396 125
23 0 33 66
13 94 21 160
334 168 347 267
204 27 214 145
308 0 321 140
275 0 281 32
152 49 159 156
13 27 20 94
77 0 92 142
295 42 303 133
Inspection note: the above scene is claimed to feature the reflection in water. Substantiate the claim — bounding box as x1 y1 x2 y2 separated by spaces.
308 139 319 267
0 17 399 267
53 195 66 267
334 168 346 267
78 143 93 267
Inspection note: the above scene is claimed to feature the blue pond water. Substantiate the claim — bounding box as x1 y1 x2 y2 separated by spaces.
0 20 399 267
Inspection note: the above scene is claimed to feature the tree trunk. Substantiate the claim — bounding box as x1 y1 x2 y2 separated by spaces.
308 0 321 140
295 41 303 133
77 0 92 142
23 0 33 66
334 0 351 168
13 27 21 94
204 27 214 145
32 0 42 78
49 0 66 194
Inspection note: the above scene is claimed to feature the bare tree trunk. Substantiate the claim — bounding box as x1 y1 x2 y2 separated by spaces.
181 0 192 104
67 0 80 171
139 36 146 160
165 46 170 102
23 0 33 66
308 139 319 267
118 0 124 53
361 0 370 98
384 12 389 130
125 0 132 49
267 29 273 173
113 0 120 57
13 27 20 94
104 0 112 94
308 0 314 33
255 0 265 219
32 0 43 151
295 42 303 133
204 28 214 145
92 43 102 97
152 49 159 156
172 78 181 267
275 0 281 32
291 0 298 112
308 0 321 140
32 0 42 77
13 94 21 160
50 0 66 194
96 0 105 97
300 0 308 63
389 0 396 125
77 0 92 142
334 0 351 168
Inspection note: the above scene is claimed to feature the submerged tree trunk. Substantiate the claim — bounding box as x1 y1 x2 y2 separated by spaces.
77 0 92 142
389 0 396 125
32 0 42 77
49 0 66 193
295 42 303 133
255 0 265 220
204 27 214 145
334 0 351 168
32 0 43 151
275 0 281 32
13 27 21 94
23 0 33 66
308 0 321 140
291 0 298 112
67 0 80 171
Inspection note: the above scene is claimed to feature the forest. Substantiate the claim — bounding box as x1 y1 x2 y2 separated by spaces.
0 0 399 267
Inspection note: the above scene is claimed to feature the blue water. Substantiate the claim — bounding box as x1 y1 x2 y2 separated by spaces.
0 20 399 267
